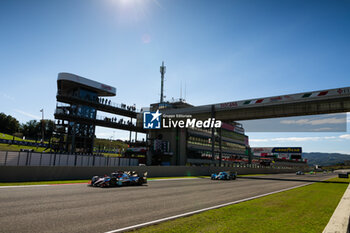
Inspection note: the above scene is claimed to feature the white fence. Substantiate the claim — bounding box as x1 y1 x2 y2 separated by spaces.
0 151 138 167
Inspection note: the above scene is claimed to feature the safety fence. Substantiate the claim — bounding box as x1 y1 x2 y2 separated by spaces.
0 151 138 167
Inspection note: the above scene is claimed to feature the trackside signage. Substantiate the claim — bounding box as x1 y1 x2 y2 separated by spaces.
143 110 222 129
272 147 302 153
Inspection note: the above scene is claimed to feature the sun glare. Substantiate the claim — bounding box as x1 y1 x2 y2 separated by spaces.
109 0 145 8
106 0 150 24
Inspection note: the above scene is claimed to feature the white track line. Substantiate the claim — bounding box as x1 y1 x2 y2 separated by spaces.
104 183 311 233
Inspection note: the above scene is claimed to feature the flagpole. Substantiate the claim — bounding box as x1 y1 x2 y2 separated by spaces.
40 109 44 142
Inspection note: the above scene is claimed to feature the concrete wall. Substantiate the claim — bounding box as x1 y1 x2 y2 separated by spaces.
0 166 302 182
0 151 138 167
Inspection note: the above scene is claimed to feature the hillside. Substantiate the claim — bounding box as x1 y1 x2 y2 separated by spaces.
303 152 350 166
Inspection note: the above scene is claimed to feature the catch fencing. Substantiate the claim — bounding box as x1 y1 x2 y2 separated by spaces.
0 151 138 167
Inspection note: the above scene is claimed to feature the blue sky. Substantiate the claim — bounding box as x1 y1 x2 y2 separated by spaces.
0 0 349 153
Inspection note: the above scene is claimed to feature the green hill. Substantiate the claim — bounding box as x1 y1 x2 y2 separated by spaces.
303 152 350 166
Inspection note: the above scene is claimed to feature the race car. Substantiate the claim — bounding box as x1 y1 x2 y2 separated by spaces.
89 171 147 187
296 171 305 175
211 171 237 180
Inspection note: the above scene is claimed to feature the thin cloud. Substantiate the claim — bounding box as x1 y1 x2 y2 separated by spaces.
249 139 269 142
280 117 346 126
1 92 15 101
141 33 151 44
311 127 334 132
339 134 350 140
250 135 346 143
271 137 324 142
152 0 165 9
14 109 40 120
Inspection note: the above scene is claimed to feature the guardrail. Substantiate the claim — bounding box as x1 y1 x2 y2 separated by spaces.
0 151 138 167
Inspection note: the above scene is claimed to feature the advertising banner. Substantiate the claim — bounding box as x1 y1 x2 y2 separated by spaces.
272 147 302 153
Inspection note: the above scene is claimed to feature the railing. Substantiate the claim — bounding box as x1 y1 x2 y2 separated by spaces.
57 92 141 113
54 109 138 127
0 151 139 167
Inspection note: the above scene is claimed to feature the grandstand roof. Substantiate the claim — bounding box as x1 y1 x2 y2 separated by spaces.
57 72 116 96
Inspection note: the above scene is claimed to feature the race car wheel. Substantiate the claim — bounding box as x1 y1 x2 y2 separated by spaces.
109 178 117 186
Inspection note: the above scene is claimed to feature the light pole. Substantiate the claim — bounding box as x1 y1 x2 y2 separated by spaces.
110 135 113 153
40 109 44 142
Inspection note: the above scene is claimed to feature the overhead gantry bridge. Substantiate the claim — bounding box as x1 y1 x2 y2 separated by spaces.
161 87 350 121
147 86 350 166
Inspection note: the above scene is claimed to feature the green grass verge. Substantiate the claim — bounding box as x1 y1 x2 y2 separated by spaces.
326 176 350 183
0 132 33 142
132 179 348 233
0 144 51 152
0 132 49 144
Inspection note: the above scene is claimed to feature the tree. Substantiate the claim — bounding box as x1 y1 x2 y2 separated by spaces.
20 120 40 140
39 120 56 140
0 112 57 141
0 112 20 134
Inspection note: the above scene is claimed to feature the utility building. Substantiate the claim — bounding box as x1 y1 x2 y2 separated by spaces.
145 100 250 166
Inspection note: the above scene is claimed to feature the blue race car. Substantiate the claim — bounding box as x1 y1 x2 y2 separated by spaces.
89 171 147 187
211 171 237 180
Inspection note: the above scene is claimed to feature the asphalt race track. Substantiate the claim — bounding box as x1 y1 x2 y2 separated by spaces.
0 173 337 233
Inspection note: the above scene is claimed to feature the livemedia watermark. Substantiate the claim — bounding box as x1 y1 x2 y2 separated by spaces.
143 110 222 129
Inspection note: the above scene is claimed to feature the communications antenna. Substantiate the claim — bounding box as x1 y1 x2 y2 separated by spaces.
180 81 182 100
160 61 166 103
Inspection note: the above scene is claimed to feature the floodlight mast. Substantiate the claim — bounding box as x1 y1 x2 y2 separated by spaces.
160 61 166 103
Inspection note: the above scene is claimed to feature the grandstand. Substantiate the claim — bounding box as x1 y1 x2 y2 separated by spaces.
54 73 144 154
